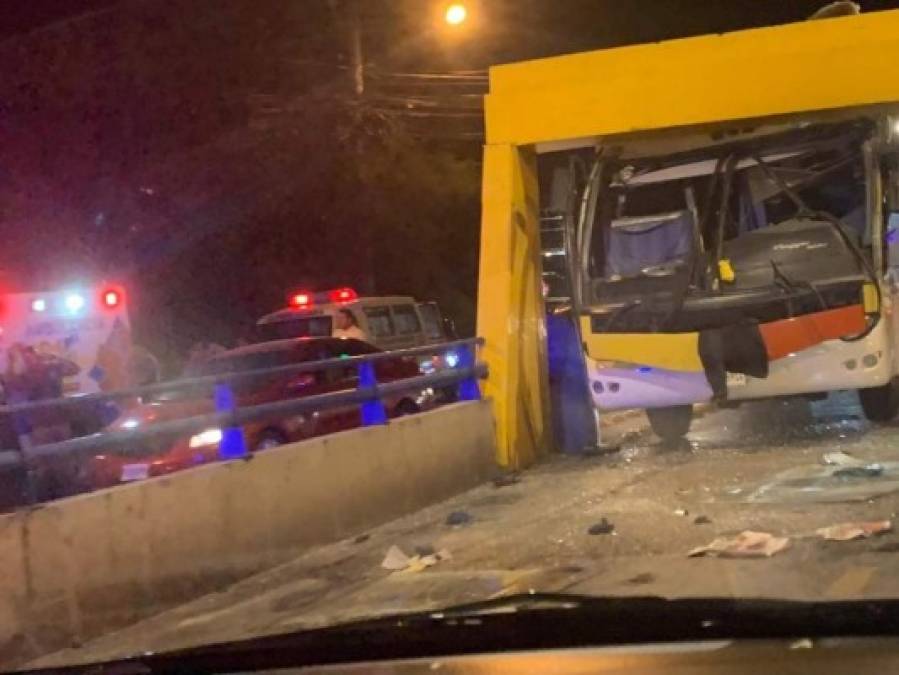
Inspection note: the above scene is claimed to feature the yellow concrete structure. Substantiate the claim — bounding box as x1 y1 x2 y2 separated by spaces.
477 10 899 467
476 145 550 468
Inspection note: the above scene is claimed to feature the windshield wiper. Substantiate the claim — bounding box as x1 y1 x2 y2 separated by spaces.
41 593 899 675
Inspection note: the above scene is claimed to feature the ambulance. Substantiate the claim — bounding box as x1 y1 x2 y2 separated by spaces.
0 285 132 396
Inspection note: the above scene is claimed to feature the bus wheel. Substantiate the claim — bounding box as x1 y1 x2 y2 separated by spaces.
646 405 693 442
859 379 899 422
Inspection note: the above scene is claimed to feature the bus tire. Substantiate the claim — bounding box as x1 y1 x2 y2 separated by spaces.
859 379 899 422
646 405 693 442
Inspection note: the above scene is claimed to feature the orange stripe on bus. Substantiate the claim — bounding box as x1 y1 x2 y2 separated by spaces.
759 304 866 361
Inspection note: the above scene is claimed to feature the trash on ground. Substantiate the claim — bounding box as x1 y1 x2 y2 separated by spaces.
446 510 472 526
822 451 860 467
382 545 412 571
578 442 621 457
833 464 884 479
588 518 615 535
674 509 689 517
493 472 521 488
627 572 655 585
746 461 899 504
694 515 712 525
381 545 451 573
790 638 813 650
816 520 891 541
353 533 370 544
688 530 790 558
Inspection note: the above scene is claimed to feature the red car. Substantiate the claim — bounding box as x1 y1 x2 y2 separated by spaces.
85 337 433 487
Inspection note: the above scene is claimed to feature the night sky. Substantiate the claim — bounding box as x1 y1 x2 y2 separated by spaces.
4 0 899 365
10 1 899 63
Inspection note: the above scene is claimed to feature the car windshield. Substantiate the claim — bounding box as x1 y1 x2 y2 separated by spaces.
201 348 301 375
12 3 899 674
255 316 334 341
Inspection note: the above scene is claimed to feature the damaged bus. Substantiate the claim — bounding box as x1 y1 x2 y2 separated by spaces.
546 113 899 441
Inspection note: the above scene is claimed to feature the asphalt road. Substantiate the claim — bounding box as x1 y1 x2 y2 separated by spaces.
33 392 899 667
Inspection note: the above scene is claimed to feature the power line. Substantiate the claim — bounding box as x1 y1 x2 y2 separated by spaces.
0 0 129 49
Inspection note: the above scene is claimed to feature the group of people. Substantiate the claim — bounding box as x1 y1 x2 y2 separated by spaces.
1 343 80 452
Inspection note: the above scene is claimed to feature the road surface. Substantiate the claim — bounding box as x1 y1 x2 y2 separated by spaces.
33 392 899 667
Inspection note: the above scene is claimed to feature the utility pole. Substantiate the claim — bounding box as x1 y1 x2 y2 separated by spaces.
349 1 364 96
328 0 364 97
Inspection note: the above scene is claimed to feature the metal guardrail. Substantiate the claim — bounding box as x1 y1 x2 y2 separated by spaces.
0 338 484 415
0 338 487 474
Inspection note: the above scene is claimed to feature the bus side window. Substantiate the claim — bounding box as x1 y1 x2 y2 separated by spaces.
362 307 395 338
391 305 422 335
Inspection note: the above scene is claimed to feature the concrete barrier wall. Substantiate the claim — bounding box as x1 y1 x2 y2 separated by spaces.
0 400 497 665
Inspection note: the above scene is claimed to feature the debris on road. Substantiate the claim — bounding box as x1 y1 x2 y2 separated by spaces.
821 450 884 478
822 451 860 467
694 515 712 525
578 442 621 457
627 572 655 585
747 461 899 504
382 545 412 571
816 520 891 541
588 518 615 535
493 472 521 488
688 530 790 558
381 545 451 573
833 464 884 479
446 510 472 526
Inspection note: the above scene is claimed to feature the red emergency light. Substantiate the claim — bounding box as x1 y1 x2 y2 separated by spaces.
290 292 313 308
101 288 123 309
329 287 358 304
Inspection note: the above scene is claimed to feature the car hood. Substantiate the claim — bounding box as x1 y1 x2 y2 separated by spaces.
111 398 214 430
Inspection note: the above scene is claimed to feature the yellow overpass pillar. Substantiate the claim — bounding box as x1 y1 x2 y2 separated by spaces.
476 143 551 468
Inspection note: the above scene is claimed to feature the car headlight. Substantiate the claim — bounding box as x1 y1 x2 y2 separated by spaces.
189 428 223 448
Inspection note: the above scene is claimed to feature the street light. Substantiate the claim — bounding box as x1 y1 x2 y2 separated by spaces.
444 3 468 26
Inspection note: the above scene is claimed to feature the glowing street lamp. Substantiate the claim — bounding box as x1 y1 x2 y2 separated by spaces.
444 3 468 26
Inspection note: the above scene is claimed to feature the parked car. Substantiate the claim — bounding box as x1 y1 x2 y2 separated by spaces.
83 337 433 488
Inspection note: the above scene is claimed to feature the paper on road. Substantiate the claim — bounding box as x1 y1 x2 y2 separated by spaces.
688 530 790 558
